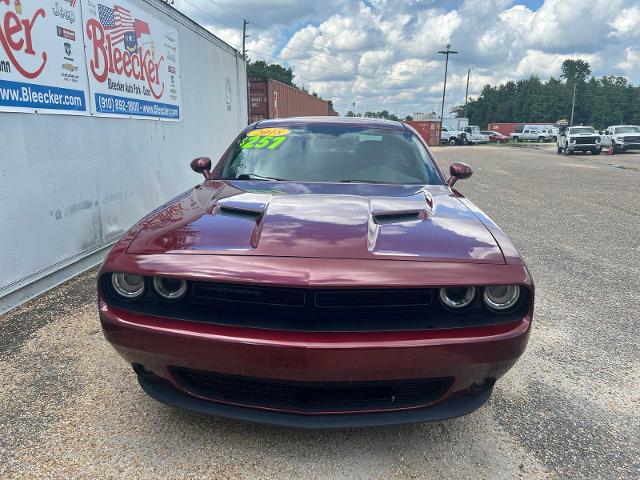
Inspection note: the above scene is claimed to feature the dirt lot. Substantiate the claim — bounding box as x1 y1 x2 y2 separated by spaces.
1 145 638 479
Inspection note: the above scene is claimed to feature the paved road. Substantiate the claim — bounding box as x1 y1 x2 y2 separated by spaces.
1 145 638 479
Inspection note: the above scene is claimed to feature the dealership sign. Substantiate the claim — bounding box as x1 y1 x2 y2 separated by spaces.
81 0 181 120
0 0 89 114
0 0 181 120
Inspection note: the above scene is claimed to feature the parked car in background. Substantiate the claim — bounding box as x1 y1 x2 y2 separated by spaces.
482 131 509 143
440 125 467 145
463 125 488 144
557 126 601 155
98 117 534 427
511 129 546 143
599 125 640 152
537 128 556 142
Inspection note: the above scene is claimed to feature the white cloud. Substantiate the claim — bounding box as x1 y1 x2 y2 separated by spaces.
174 0 640 118
617 47 640 72
609 6 640 38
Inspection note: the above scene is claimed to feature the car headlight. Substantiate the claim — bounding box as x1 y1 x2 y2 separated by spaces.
483 285 521 313
439 286 477 311
111 273 145 300
595 137 601 143
570 138 576 143
615 136 625 142
152 277 188 300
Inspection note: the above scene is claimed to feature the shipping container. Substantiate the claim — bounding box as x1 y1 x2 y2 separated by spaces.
405 120 442 146
0 0 247 313
488 122 558 135
249 77 337 122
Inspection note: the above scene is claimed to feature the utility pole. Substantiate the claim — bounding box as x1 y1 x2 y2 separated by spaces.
242 19 250 124
438 44 458 134
570 83 576 126
464 68 471 118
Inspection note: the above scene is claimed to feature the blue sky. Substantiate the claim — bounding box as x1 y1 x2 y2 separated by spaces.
175 0 640 117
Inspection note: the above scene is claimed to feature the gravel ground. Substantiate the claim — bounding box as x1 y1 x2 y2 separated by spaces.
1 144 638 479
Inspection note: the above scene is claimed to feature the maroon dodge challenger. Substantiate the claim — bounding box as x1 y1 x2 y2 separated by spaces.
98 117 534 427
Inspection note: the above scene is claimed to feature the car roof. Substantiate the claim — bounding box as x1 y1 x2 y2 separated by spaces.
252 116 407 131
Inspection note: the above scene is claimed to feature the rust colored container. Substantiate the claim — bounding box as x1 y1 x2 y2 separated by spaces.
249 77 336 122
406 120 442 146
487 122 522 135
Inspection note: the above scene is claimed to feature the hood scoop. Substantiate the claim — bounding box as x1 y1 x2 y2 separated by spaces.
369 192 432 225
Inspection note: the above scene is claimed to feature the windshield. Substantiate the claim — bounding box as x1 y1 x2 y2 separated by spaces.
615 126 640 133
221 126 443 185
569 127 596 134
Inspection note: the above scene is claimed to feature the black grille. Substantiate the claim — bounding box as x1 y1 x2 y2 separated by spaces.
192 283 433 309
171 367 452 411
574 136 597 144
623 135 640 143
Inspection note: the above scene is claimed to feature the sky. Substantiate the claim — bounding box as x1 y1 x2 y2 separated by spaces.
174 0 640 118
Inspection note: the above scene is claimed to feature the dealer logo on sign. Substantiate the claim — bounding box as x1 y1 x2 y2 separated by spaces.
0 0 47 79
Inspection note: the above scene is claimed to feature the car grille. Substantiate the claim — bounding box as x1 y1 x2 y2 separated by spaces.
623 135 640 143
574 136 598 144
192 282 433 309
171 367 453 412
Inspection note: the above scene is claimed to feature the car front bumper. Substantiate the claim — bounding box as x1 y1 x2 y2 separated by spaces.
100 301 531 426
569 143 601 151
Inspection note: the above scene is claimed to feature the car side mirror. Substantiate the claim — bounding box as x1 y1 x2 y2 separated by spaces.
190 157 212 179
448 162 473 187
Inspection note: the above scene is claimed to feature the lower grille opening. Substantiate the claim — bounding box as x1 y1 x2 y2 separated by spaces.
171 367 452 412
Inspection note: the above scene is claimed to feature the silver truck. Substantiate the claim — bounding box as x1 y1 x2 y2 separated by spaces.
511 128 547 143
557 126 602 155
463 125 489 144
599 125 640 152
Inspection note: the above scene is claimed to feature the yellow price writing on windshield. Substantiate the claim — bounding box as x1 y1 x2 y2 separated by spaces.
247 128 290 137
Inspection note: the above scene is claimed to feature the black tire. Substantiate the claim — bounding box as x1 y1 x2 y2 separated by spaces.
563 145 572 155
591 148 601 155
538 137 545 143
552 136 558 142
557 144 562 154
512 136 519 142
448 137 457 146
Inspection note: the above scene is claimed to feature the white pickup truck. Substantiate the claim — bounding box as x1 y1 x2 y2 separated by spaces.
440 125 467 145
511 128 547 143
463 125 489 144
599 125 640 153
557 126 602 155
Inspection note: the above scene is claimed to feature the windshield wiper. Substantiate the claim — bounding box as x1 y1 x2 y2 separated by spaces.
340 179 388 184
230 173 290 181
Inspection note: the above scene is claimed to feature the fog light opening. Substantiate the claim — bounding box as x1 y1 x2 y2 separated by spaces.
132 363 160 383
469 377 495 395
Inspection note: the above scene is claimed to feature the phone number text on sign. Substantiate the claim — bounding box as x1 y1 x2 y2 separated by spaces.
95 93 180 119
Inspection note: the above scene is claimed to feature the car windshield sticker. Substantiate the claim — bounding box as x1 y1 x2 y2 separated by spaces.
240 135 288 150
247 128 290 137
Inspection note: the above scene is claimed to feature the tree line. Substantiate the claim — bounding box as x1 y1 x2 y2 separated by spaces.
453 60 640 129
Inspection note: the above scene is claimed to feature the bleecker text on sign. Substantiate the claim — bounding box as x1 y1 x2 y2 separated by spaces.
81 0 182 120
0 0 89 114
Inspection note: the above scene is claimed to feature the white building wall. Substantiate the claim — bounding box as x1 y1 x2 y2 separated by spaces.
0 0 247 313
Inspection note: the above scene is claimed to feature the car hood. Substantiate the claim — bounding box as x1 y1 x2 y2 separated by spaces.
126 181 504 264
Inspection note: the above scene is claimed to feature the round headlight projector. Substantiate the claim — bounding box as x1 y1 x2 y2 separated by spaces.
439 286 477 310
152 277 188 301
111 273 145 300
483 285 521 312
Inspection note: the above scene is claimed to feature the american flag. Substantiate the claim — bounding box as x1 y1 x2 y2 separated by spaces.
98 4 135 46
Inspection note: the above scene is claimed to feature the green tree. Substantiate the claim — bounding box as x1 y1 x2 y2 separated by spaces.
405 115 414 121
247 60 295 86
